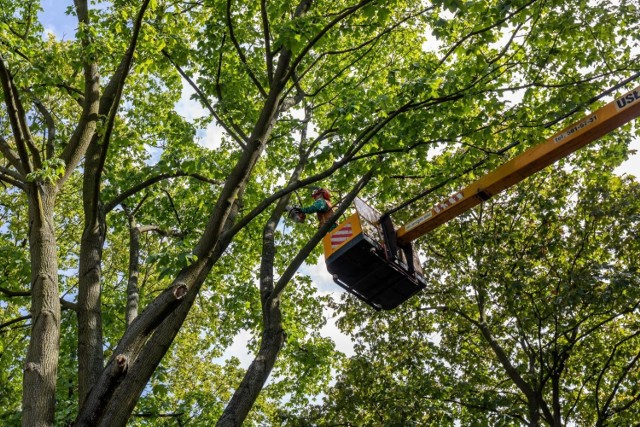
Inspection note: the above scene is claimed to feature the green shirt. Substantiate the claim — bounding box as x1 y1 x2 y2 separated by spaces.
299 199 336 230
299 199 330 214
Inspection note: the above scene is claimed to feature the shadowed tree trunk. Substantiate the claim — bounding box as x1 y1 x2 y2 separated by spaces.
77 196 106 406
125 207 142 326
127 221 141 326
124 200 185 327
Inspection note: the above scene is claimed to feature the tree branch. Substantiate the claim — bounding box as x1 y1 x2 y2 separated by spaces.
105 171 219 213
58 0 101 183
292 7 429 99
0 166 26 189
467 315 546 418
0 53 37 173
611 389 640 415
285 0 376 83
215 34 227 106
0 285 30 297
436 0 539 70
162 189 183 230
226 0 268 98
61 298 78 312
442 397 527 424
596 329 640 418
81 0 152 204
55 82 85 105
129 193 149 217
132 412 184 419
0 135 25 175
0 315 31 331
225 90 442 238
162 49 248 148
32 97 56 159
261 0 274 83
295 37 379 99
138 225 185 238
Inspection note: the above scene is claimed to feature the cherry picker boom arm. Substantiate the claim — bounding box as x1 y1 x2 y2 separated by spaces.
396 84 640 245
322 84 640 310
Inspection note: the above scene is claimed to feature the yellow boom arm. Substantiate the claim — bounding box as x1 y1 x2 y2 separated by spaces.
397 85 640 245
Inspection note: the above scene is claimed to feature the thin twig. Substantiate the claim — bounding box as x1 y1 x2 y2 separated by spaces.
226 0 268 97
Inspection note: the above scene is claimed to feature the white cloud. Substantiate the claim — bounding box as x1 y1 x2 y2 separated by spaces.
615 137 640 179
218 329 254 369
300 261 339 293
175 81 226 149
320 304 355 357
303 261 356 357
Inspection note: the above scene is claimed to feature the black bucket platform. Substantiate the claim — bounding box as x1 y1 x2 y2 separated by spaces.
326 233 426 310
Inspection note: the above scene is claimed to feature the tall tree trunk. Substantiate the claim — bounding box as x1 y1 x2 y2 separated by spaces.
77 200 106 406
552 373 562 427
22 185 60 427
217 194 291 426
123 211 141 327
126 216 141 326
527 398 541 427
216 302 284 427
75 0 150 405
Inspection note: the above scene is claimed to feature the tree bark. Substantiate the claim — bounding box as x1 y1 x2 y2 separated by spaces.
527 398 541 427
216 315 284 427
22 185 60 427
126 215 141 326
77 199 106 406
216 225 285 426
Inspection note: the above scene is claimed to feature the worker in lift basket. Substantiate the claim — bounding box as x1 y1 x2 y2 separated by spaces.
287 187 337 230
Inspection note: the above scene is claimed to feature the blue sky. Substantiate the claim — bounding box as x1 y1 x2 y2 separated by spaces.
39 0 77 40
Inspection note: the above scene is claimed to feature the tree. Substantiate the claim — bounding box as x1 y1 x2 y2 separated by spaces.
298 154 640 426
0 0 638 425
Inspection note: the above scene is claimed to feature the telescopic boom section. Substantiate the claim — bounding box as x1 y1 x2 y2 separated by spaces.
397 85 640 245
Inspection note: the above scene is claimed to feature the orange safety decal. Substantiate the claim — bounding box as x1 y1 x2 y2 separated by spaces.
330 223 354 248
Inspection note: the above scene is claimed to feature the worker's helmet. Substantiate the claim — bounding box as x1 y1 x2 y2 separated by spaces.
311 187 331 201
